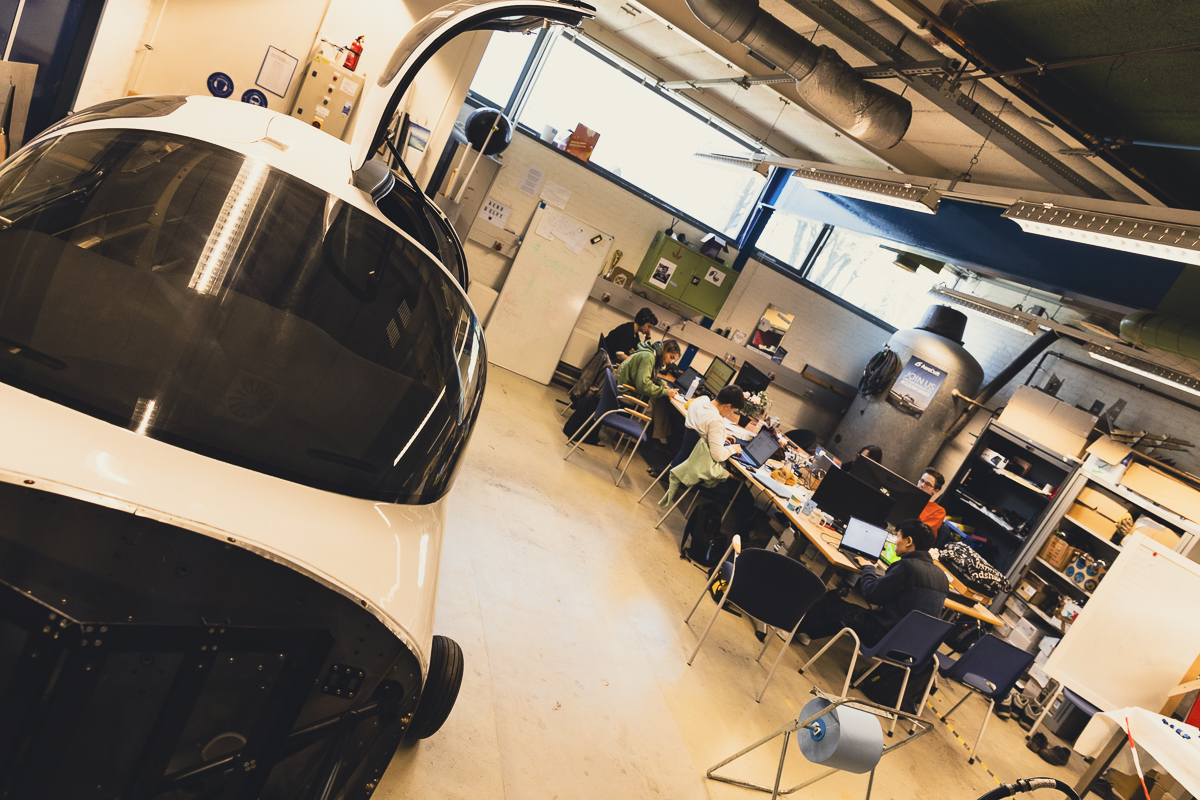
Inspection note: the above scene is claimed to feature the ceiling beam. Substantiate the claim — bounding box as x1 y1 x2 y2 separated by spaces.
780 0 1110 199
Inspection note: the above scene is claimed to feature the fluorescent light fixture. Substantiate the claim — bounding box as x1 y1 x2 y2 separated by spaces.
189 159 270 294
795 167 941 214
1086 344 1200 398
928 285 1039 335
1003 201 1200 265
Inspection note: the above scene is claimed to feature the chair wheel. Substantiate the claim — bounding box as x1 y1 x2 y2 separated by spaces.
887 731 894 737
968 758 976 765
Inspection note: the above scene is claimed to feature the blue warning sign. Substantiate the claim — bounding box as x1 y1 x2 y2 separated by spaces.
207 72 234 98
241 89 268 107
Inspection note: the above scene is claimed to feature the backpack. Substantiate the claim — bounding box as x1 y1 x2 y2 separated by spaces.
680 503 728 569
857 661 937 714
939 542 1010 597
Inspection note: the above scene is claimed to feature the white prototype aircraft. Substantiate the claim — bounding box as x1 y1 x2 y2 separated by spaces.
0 1 593 796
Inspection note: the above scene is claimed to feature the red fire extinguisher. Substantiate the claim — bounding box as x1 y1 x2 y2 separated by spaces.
344 36 364 72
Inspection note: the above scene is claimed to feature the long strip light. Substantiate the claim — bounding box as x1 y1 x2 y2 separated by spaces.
189 158 270 295
1003 201 1200 265
794 167 941 214
1086 344 1200 398
928 285 1040 335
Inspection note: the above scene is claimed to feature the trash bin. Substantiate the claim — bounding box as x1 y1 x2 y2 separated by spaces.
1044 687 1099 744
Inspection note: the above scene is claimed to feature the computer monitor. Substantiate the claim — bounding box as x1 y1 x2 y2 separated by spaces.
702 358 735 396
735 361 771 395
810 466 894 529
846 458 931 528
673 365 703 392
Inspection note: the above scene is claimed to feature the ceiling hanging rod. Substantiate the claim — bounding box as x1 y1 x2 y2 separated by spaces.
959 41 1200 81
657 59 954 90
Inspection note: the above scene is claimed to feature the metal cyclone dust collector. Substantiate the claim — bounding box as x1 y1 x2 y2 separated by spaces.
832 306 984 482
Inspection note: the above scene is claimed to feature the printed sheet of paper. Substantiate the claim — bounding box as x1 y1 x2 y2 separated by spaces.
519 165 546 196
553 216 588 255
540 179 571 209
535 206 563 240
256 46 298 97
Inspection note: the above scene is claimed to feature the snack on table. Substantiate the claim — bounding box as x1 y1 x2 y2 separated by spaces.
771 467 798 486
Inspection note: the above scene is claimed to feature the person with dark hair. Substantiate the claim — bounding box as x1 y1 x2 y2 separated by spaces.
917 468 947 532
859 444 883 463
617 339 681 442
792 518 948 648
604 308 658 363
684 384 746 463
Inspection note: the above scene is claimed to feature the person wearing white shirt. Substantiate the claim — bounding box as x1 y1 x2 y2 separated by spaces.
685 385 746 463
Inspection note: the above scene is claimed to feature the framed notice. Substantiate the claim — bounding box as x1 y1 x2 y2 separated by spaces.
648 258 676 290
887 355 948 419
256 46 298 98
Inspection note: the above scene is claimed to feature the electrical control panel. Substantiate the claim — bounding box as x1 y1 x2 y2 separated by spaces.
289 58 364 140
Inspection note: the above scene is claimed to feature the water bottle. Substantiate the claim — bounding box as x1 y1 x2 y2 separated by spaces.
685 376 700 400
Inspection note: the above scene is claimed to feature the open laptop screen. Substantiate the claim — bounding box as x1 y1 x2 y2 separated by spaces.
840 518 890 560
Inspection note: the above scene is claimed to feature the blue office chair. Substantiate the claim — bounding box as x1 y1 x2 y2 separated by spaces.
799 610 953 735
637 428 699 506
934 634 1036 763
564 368 652 486
685 542 827 702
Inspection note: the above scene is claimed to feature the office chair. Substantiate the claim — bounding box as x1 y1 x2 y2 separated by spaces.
798 610 953 735
564 369 651 486
934 634 1035 763
637 428 699 505
685 540 827 702
784 429 817 451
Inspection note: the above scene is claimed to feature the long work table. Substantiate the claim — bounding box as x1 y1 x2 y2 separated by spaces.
666 395 1001 626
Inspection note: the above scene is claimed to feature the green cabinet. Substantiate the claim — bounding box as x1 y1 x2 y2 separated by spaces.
633 232 737 319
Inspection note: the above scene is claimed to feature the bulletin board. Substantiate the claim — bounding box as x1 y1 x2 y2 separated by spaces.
1044 532 1200 713
485 203 613 384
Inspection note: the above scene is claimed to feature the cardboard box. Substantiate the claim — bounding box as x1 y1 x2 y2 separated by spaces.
1122 462 1200 524
1132 516 1183 549
1040 536 1073 570
1065 503 1119 539
997 385 1098 459
1077 486 1128 521
1016 575 1046 602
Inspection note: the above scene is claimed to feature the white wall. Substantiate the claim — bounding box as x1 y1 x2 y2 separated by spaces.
466 131 892 438
74 0 156 110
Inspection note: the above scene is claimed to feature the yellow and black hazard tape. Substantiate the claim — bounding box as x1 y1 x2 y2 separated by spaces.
925 697 1003 787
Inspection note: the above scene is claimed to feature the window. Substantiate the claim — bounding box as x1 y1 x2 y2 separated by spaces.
468 32 766 238
757 210 824 268
804 226 952 329
467 30 538 109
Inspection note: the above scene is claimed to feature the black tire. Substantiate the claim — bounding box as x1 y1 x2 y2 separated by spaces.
407 635 464 740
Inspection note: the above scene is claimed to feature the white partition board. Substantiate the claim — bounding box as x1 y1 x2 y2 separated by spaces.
486 203 612 384
1045 532 1200 712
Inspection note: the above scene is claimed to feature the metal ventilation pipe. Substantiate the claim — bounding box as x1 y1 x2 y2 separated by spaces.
683 0 912 149
1121 310 1200 361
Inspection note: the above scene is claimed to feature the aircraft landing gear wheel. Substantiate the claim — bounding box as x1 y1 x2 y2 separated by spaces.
407 635 464 739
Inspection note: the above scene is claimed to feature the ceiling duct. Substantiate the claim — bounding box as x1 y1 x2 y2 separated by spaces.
1121 311 1200 362
681 0 912 149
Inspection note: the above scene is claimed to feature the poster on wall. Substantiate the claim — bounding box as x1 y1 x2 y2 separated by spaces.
887 356 949 419
648 258 676 290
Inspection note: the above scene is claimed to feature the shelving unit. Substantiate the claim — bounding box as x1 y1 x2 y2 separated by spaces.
940 419 1076 574
1033 557 1093 599
1060 513 1122 551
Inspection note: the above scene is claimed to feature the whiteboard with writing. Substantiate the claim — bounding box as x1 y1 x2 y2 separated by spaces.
1044 532 1200 712
486 204 613 384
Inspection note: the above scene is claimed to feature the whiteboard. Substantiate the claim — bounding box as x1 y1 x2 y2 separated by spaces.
1044 532 1200 712
486 203 613 384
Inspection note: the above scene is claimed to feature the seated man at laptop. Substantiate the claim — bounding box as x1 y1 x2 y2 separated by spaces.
793 519 948 648
605 307 657 363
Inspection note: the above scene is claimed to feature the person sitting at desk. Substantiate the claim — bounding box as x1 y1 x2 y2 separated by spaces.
917 468 946 532
858 444 883 463
793 519 948 648
685 385 746 463
617 339 680 443
605 308 657 363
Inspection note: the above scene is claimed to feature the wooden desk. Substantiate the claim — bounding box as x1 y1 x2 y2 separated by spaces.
727 460 1003 626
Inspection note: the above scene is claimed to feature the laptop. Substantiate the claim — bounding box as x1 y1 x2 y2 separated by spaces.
732 429 779 470
672 365 704 393
838 517 890 562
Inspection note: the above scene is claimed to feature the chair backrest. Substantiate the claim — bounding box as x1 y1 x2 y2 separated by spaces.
864 610 954 667
596 367 621 416
670 428 702 470
726 549 827 632
785 429 818 451
946 634 1035 698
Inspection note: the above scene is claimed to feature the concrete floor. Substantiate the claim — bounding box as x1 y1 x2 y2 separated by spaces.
377 366 1087 800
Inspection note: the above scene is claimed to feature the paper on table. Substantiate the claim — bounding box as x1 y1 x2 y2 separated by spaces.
519 165 545 196
541 180 571 209
553 216 588 254
535 206 563 240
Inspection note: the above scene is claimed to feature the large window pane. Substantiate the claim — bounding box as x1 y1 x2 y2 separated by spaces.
758 211 823 267
517 37 764 236
468 31 537 108
805 227 950 329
